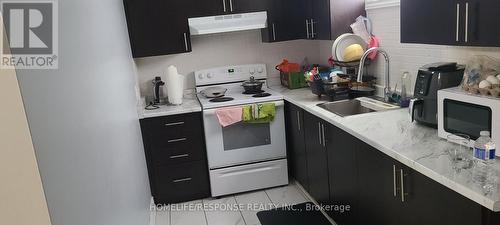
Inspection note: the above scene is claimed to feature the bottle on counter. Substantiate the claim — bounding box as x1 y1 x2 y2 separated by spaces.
473 131 497 193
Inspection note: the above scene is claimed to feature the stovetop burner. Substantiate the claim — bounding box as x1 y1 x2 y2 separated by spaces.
243 90 264 95
252 92 272 98
209 97 234 102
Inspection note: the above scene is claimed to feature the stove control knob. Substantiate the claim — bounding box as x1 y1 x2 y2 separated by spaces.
249 68 256 75
257 67 264 73
207 73 213 79
198 73 204 79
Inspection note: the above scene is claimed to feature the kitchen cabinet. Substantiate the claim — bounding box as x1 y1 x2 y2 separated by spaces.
303 111 330 204
140 112 210 204
230 0 268 13
284 103 500 225
325 125 358 225
188 0 226 17
263 0 365 42
123 0 192 58
356 143 401 225
356 141 489 225
262 0 307 42
401 0 500 46
466 0 500 46
190 0 268 17
285 102 309 190
304 0 366 40
400 0 459 45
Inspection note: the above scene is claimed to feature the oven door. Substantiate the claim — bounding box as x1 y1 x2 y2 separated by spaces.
203 100 286 169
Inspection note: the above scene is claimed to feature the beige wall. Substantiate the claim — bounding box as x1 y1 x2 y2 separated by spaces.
0 31 52 225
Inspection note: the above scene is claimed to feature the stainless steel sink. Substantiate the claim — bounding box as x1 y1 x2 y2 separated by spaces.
317 97 400 117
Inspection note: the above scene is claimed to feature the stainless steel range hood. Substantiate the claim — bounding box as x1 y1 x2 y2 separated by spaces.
188 11 267 36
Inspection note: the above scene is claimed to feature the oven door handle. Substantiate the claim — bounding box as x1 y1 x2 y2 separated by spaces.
203 100 285 115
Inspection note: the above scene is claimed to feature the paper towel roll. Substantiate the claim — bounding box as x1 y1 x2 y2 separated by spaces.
166 65 184 105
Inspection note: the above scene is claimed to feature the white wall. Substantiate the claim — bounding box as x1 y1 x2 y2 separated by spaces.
135 30 321 96
319 5 500 94
15 1 151 225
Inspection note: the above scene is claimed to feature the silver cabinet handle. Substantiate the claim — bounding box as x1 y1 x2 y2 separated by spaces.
400 169 408 202
321 123 326 147
183 33 189 51
173 177 192 183
222 0 227 12
318 122 322 145
456 3 460 42
393 165 397 197
272 23 276 41
229 0 233 12
310 19 315 39
305 20 310 39
465 2 469 42
165 121 185 126
168 138 187 143
296 111 301 132
169 154 189 159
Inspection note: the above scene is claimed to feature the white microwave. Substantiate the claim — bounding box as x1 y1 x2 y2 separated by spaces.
438 87 500 157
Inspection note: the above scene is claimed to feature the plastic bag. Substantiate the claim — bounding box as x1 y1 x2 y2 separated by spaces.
462 55 500 96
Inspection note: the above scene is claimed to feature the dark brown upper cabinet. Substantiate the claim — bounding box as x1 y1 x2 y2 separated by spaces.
401 0 500 47
123 0 192 58
263 0 366 42
305 0 366 40
262 0 308 42
189 0 268 17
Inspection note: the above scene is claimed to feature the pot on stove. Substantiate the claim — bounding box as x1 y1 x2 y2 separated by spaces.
242 76 264 93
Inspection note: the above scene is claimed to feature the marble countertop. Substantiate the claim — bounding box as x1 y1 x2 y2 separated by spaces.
138 95 202 119
270 86 500 212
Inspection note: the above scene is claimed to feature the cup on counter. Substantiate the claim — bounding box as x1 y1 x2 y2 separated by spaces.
447 134 473 171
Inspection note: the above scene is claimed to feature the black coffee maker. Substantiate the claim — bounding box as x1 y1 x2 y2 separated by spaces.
409 62 465 127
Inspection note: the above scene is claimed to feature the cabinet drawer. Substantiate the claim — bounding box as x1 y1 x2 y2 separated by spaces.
153 161 210 204
150 138 206 166
140 112 203 140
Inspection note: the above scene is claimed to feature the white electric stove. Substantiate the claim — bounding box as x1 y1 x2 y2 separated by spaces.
195 64 288 197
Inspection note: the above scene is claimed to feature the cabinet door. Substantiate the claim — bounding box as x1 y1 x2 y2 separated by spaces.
189 0 227 17
262 0 307 42
401 0 460 45
356 143 401 225
309 0 331 40
303 112 330 204
285 103 309 190
467 0 500 46
326 125 358 225
400 164 483 225
123 0 191 58
230 0 268 13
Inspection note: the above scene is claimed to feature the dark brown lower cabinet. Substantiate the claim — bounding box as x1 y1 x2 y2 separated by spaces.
303 112 330 205
326 125 359 225
284 101 500 225
285 102 309 190
140 112 210 204
154 161 210 204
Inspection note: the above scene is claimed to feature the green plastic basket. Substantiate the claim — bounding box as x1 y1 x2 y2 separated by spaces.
280 71 308 89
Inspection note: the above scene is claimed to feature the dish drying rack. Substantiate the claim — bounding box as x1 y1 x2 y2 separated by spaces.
308 74 376 101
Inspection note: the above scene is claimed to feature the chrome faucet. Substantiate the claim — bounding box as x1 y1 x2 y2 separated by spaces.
357 47 391 101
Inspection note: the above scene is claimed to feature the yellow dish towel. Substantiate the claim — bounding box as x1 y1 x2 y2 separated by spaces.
242 103 276 123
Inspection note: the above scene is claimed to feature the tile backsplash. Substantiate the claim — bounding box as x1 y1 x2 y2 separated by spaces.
134 30 321 97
